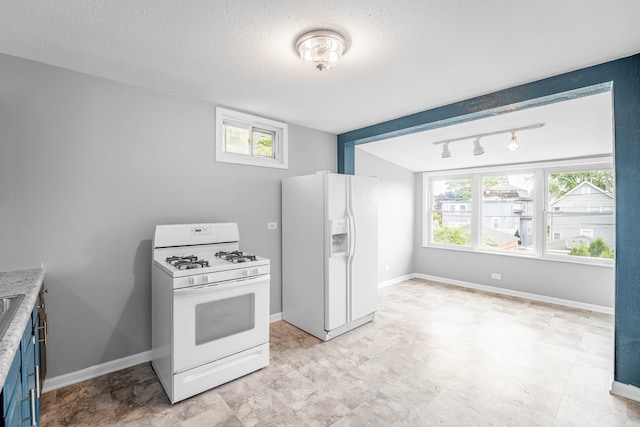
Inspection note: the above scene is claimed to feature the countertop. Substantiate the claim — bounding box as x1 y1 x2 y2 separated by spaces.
0 268 44 389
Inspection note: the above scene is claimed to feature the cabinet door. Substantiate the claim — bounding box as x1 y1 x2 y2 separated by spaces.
2 353 22 427
1 307 41 427
4 385 22 427
19 309 39 427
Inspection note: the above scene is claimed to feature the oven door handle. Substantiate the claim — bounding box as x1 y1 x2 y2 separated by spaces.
174 275 268 297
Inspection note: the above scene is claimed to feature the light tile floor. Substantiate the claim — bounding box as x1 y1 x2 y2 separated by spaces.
41 278 640 426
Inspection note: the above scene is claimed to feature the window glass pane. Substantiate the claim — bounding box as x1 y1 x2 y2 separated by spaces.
216 107 288 169
195 294 255 345
431 178 472 246
547 170 615 259
223 122 250 155
482 174 534 252
252 129 274 158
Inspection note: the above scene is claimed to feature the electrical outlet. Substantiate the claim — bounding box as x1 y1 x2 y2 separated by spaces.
491 273 501 280
267 222 278 230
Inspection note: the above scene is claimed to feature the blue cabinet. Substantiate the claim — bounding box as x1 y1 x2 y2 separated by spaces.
2 307 41 426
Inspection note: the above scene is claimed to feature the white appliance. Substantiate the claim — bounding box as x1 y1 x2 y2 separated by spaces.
151 223 270 404
282 172 378 341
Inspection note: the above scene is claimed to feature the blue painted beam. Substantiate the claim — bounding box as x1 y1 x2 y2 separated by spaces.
338 53 640 389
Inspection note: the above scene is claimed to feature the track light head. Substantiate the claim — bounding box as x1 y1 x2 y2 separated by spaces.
473 138 485 156
506 132 520 152
441 143 451 158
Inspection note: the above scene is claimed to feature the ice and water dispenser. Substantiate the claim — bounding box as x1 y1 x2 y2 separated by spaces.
330 218 349 256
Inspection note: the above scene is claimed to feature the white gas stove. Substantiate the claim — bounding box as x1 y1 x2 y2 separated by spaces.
154 246 270 288
151 223 270 404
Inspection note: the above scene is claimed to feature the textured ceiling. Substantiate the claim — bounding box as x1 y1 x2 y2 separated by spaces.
1 1 639 135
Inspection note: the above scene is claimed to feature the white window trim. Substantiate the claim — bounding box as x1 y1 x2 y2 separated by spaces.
215 107 288 169
425 174 474 249
422 156 614 267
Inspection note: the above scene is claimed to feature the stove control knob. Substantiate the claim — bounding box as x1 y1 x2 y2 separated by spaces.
188 277 195 285
251 268 259 275
242 269 249 277
202 275 209 283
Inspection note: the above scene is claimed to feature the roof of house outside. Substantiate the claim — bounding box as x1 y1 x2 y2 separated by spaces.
550 181 614 207
485 183 530 199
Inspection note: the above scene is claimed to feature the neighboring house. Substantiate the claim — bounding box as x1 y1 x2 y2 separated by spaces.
548 181 615 250
482 183 534 248
481 226 519 250
440 199 472 227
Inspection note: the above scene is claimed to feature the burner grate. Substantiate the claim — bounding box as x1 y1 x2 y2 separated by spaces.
215 250 257 263
166 255 209 270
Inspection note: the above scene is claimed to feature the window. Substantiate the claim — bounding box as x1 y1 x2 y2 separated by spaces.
424 161 614 265
482 173 534 253
580 229 594 237
428 178 472 247
546 168 615 260
216 107 288 169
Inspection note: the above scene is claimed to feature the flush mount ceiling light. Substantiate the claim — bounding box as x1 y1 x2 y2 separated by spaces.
433 123 545 158
295 29 348 71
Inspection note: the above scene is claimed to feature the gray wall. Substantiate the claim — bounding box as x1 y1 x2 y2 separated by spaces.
355 149 415 283
413 175 615 308
0 53 337 378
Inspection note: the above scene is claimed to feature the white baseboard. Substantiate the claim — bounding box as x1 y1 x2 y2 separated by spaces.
414 273 614 315
378 273 417 288
42 278 613 394
43 350 152 393
45 313 286 393
610 381 640 402
270 312 283 322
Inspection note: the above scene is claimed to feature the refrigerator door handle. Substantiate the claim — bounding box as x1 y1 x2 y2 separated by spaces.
346 176 358 322
346 176 356 258
348 214 356 258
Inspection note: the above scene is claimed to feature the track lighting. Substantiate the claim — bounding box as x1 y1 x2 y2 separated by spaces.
473 138 484 156
432 123 544 159
441 143 451 158
506 132 519 152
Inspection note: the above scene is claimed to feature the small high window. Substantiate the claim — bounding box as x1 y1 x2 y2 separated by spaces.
216 107 288 169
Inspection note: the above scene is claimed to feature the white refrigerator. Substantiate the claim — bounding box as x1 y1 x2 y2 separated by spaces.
282 172 378 341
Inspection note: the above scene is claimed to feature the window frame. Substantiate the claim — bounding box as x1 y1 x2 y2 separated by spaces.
543 163 615 264
426 174 474 249
215 107 289 169
423 157 614 266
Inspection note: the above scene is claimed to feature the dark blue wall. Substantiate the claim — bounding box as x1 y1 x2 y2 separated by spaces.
338 54 640 388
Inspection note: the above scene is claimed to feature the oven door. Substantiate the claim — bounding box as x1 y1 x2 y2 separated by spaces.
172 274 270 373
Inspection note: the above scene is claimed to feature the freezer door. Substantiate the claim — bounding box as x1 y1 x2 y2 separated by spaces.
348 175 378 321
325 173 348 330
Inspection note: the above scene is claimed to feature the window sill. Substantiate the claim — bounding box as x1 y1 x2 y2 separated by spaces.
216 153 288 169
420 244 615 268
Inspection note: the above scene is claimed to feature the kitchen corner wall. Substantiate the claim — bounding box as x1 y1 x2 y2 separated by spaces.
0 53 336 378
355 149 415 283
